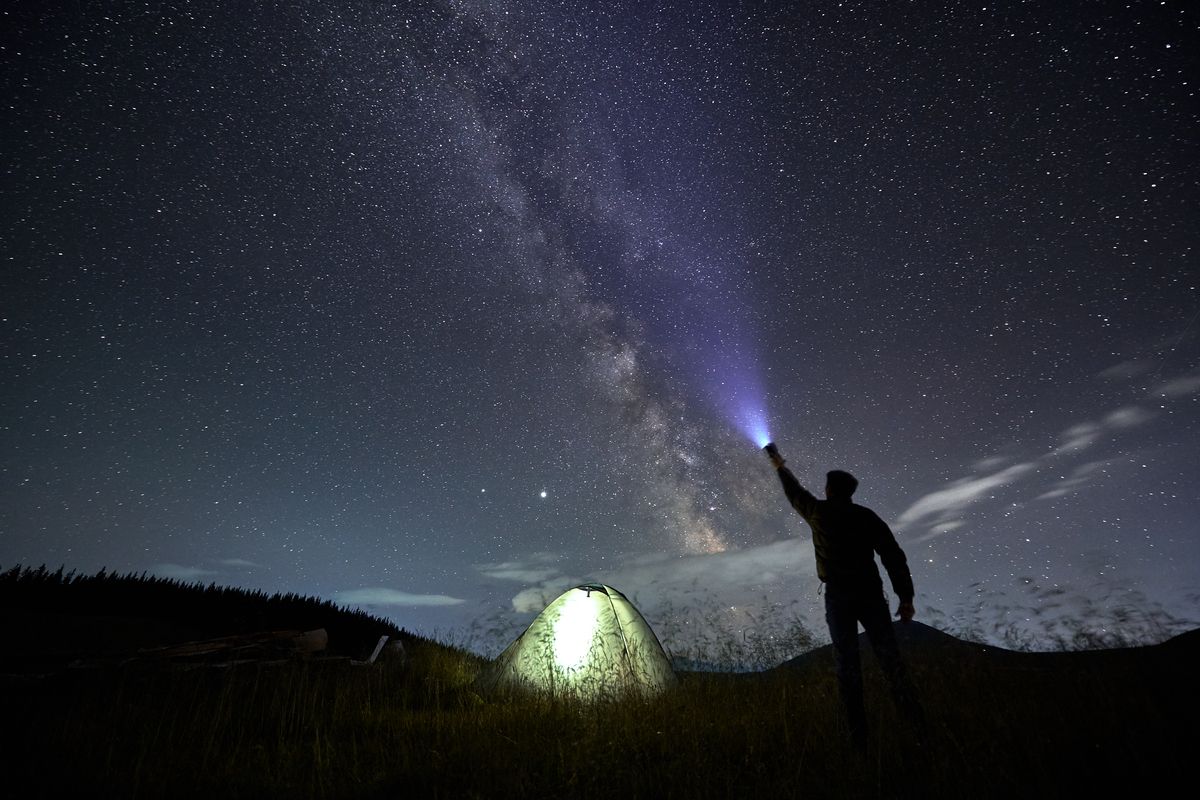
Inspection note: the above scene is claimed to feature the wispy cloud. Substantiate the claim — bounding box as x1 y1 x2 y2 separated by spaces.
220 558 260 569
1050 405 1154 457
1098 360 1151 380
477 553 563 583
912 520 967 543
151 563 218 581
896 462 1037 530
1104 405 1155 428
1150 373 1200 399
503 538 817 615
481 565 563 583
1036 460 1111 501
337 587 466 607
913 368 1194 530
511 579 583 613
1053 422 1103 455
972 455 1011 471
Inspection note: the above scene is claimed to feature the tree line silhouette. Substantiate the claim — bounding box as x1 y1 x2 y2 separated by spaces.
0 564 420 657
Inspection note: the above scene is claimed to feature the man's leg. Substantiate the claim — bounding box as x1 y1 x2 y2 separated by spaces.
859 588 925 733
825 588 867 747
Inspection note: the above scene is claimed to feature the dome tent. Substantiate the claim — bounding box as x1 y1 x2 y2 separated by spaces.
483 583 677 699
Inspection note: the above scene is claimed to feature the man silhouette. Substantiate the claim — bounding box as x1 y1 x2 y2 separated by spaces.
765 443 923 749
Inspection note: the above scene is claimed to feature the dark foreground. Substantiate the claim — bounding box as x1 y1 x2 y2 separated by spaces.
2 623 1196 799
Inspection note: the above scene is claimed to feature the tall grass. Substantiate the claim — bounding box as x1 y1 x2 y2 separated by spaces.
1 567 1193 797
3 628 1192 798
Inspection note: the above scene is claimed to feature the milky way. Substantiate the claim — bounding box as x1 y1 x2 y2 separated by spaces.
2 1 1197 653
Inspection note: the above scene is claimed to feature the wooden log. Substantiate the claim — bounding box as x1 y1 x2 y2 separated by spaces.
138 628 328 660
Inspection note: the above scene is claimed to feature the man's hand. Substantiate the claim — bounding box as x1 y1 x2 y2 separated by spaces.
765 444 786 470
896 600 915 623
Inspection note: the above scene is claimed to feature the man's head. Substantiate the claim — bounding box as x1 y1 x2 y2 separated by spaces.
825 470 859 501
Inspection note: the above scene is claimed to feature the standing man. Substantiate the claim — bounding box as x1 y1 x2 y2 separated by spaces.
765 442 923 748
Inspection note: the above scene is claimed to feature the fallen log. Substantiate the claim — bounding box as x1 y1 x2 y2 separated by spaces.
137 628 328 660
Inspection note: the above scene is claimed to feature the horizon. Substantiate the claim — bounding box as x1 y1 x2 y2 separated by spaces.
5 562 1193 667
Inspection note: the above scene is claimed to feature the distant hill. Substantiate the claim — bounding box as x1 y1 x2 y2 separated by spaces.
776 619 1200 673
0 565 419 672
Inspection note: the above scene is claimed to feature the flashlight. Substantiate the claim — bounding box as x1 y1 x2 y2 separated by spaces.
763 442 784 468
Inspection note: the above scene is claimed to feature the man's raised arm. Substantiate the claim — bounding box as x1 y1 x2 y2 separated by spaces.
766 445 819 521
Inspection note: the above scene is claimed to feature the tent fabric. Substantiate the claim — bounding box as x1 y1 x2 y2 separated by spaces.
483 584 677 699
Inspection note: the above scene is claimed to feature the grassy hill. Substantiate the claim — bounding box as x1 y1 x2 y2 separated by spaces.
0 567 1195 798
0 565 417 671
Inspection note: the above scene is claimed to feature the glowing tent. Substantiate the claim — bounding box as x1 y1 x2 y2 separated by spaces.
483 584 677 699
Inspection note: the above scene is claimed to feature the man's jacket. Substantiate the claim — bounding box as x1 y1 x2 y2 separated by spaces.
776 466 914 601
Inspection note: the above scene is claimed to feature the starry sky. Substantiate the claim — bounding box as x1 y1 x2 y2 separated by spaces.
3 0 1197 655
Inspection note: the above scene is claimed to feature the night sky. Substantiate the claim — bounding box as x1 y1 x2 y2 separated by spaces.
3 1 1197 655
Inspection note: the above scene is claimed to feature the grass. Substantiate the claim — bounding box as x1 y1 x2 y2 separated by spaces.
1 568 1193 798
2 629 1194 799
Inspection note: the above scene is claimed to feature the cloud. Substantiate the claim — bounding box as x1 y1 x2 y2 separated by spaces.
220 558 260 569
1036 460 1111 501
151 563 218 581
504 538 818 615
912 520 966 543
1104 406 1154 428
612 539 815 588
1098 360 1151 380
477 553 563 583
1053 422 1102 455
895 371 1180 538
511 580 581 613
1150 373 1200 399
972 455 1010 471
480 565 563 583
1050 405 1153 457
337 588 466 607
896 463 1037 529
